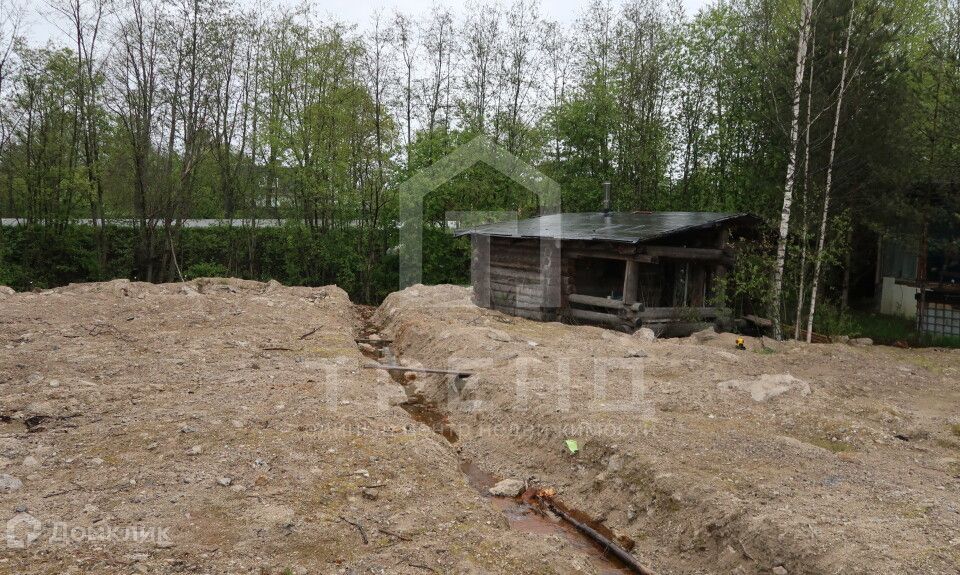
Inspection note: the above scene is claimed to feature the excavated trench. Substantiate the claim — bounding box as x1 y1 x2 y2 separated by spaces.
354 306 639 575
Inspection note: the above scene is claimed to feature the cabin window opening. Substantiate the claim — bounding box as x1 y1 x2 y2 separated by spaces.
672 262 690 306
635 263 664 307
573 258 626 299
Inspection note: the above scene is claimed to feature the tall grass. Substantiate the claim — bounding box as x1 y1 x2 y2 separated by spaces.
815 304 960 348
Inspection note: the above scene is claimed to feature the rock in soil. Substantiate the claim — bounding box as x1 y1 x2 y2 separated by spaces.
0 474 23 493
488 478 525 497
634 327 656 342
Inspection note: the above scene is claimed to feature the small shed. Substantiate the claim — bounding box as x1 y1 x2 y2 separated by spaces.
455 211 759 334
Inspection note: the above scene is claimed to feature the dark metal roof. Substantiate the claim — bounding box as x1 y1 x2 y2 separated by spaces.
454 212 756 244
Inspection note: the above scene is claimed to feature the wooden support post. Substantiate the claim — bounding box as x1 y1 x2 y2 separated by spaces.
540 238 562 309
713 228 730 301
623 260 639 305
471 234 491 308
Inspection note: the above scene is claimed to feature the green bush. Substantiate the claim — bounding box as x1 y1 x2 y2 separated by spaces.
0 223 471 305
184 262 230 279
814 306 960 349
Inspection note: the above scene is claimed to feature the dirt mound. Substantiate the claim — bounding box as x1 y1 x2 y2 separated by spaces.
374 284 960 575
0 279 612 574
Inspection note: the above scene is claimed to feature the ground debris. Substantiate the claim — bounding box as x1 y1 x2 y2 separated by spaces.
374 284 960 575
0 279 607 575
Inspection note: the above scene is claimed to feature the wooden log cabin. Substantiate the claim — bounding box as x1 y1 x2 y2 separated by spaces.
455 211 759 335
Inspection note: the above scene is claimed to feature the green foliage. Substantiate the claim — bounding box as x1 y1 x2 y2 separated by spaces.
0 223 472 304
728 237 776 317
817 308 960 349
422 228 470 287
184 262 230 280
812 301 860 337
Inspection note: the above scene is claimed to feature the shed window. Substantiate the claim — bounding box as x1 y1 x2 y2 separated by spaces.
573 258 626 299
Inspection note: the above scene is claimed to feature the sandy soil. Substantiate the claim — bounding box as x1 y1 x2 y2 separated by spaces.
0 279 614 574
373 284 960 575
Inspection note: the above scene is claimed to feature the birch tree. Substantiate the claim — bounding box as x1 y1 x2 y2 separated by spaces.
794 29 815 340
771 0 813 340
0 1 24 215
806 0 856 343
392 12 416 167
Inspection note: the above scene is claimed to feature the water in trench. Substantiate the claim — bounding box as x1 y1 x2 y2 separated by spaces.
355 316 635 575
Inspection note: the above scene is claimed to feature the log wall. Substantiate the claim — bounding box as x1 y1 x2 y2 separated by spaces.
471 236 569 320
469 226 738 332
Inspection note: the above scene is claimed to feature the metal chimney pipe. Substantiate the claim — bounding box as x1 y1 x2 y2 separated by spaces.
602 181 612 214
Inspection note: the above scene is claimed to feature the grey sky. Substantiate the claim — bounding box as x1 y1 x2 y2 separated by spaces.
22 0 711 45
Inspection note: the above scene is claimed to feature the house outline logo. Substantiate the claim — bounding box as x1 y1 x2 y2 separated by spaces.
6 512 42 549
397 135 562 292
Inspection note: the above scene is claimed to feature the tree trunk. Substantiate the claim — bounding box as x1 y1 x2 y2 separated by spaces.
807 0 856 343
771 0 813 340
794 29 816 341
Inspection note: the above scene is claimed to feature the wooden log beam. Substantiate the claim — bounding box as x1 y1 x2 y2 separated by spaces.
642 245 731 261
568 307 633 327
489 280 546 295
564 248 657 263
489 266 551 281
568 293 642 312
637 306 723 320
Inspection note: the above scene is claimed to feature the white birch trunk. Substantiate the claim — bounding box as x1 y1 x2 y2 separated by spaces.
795 32 816 341
807 0 856 343
771 0 813 340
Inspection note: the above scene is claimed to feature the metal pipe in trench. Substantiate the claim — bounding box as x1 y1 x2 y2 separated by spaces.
541 499 658 575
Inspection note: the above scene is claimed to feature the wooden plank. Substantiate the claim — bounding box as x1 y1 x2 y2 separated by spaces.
471 234 491 307
624 260 640 305
568 307 632 327
492 305 548 321
489 273 545 286
637 306 723 320
489 266 549 281
488 240 540 254
568 293 642 312
489 279 559 293
642 245 730 261
489 256 539 268
491 292 546 309
489 282 545 299
363 363 474 377
744 314 773 328
540 240 562 309
565 249 657 263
